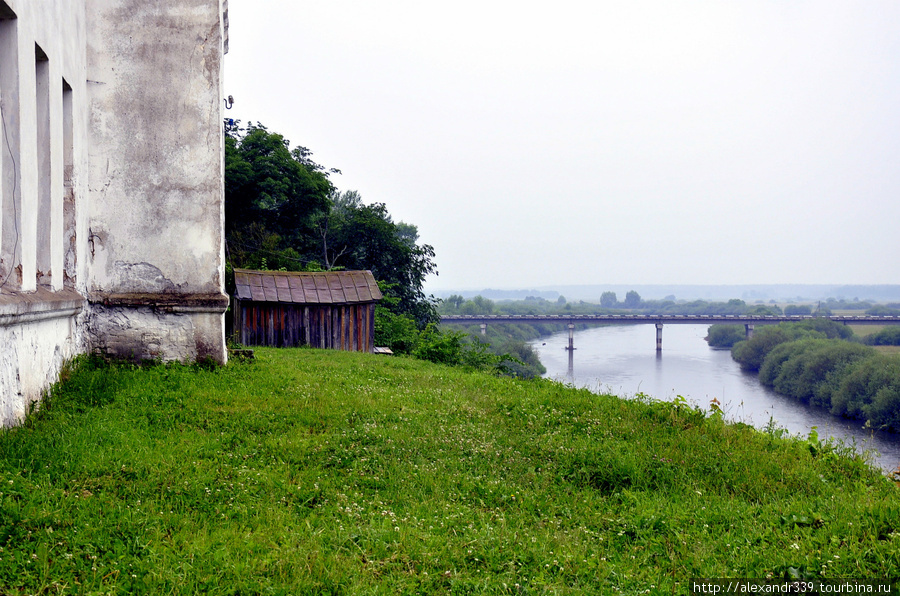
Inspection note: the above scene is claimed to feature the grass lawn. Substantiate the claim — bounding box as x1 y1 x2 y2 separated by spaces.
1 349 898 594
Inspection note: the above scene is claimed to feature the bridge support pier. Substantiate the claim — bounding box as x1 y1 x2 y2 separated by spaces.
656 323 663 352
566 324 576 351
480 324 486 336
745 324 754 339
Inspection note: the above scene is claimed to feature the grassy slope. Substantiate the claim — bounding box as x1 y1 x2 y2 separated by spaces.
1 349 898 595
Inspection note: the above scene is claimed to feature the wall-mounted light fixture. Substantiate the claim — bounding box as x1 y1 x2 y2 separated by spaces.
224 95 234 109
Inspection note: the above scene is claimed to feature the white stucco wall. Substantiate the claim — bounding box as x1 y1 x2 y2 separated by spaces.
0 0 89 424
0 292 81 426
0 0 227 425
84 0 228 364
86 0 225 297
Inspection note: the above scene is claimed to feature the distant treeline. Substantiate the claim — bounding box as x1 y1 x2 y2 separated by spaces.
439 292 785 316
707 320 900 432
441 293 900 318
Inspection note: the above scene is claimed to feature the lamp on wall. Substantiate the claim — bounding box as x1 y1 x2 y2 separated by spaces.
224 95 234 109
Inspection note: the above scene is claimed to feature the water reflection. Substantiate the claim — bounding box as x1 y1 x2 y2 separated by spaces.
532 324 900 473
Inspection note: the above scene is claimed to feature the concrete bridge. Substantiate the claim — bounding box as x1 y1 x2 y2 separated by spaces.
440 314 900 351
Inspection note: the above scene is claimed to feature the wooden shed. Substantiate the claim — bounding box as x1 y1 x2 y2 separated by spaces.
232 269 383 351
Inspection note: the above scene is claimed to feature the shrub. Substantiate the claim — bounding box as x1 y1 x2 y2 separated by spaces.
771 340 874 408
863 327 900 346
758 340 819 387
706 324 746 348
413 324 466 365
732 327 796 372
831 355 900 429
731 320 847 372
784 304 812 315
374 307 420 354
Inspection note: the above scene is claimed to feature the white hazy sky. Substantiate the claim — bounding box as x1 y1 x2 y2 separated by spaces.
225 1 900 292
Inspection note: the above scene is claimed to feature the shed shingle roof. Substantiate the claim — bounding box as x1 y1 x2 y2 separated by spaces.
233 269 382 304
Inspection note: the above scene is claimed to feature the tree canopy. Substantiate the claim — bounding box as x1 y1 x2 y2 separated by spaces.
224 122 438 328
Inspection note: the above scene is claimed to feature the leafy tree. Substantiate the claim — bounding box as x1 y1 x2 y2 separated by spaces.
225 123 439 330
731 324 826 372
225 122 335 266
706 324 745 348
863 327 900 346
319 191 438 327
800 318 853 340
830 355 900 425
866 305 900 316
459 296 495 315
600 292 617 308
623 290 642 309
784 304 812 315
770 340 873 408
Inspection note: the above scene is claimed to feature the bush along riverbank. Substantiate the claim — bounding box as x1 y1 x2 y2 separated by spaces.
727 320 900 431
2 350 899 594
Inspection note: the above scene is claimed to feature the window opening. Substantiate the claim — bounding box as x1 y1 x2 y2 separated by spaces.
0 3 19 290
62 79 74 286
36 44 51 287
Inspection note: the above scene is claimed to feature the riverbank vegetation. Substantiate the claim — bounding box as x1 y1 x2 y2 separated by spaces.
714 320 900 431
2 350 898 594
440 294 900 382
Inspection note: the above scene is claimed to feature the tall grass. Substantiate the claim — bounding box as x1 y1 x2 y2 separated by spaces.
1 350 898 594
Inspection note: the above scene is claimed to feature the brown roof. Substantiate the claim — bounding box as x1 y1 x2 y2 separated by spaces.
233 269 382 304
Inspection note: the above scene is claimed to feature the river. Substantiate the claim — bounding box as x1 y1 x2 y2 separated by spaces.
531 323 900 473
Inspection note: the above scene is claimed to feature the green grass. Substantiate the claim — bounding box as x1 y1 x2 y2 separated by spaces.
1 349 899 595
848 324 885 338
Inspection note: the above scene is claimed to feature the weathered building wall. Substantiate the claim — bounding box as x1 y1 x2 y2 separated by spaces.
0 0 90 424
0 0 228 425
84 0 228 363
0 291 82 426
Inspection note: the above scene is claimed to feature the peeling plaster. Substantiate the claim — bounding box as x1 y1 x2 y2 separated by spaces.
1 0 228 427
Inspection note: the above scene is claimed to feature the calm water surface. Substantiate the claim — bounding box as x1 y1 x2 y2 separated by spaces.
531 324 900 472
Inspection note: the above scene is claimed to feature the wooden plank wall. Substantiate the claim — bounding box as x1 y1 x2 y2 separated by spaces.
238 301 376 352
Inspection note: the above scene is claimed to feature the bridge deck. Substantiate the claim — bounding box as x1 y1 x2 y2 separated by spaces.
441 314 900 325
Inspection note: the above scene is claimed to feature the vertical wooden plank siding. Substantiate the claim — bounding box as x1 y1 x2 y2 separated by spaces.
236 300 377 352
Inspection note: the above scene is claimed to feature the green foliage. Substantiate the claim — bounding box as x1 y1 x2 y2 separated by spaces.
706 324 746 348
599 291 617 308
225 122 334 268
318 191 439 328
412 325 511 373
824 297 873 311
867 305 900 316
832 355 900 430
801 318 854 340
731 319 851 372
758 340 820 387
494 339 547 379
412 324 466 365
863 327 900 346
784 304 812 315
374 306 419 354
733 326 801 372
225 123 439 330
768 340 872 408
1 350 897 594
459 295 495 315
623 290 642 309
736 321 900 431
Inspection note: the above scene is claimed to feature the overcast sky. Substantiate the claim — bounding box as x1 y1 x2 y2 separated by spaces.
225 1 900 292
